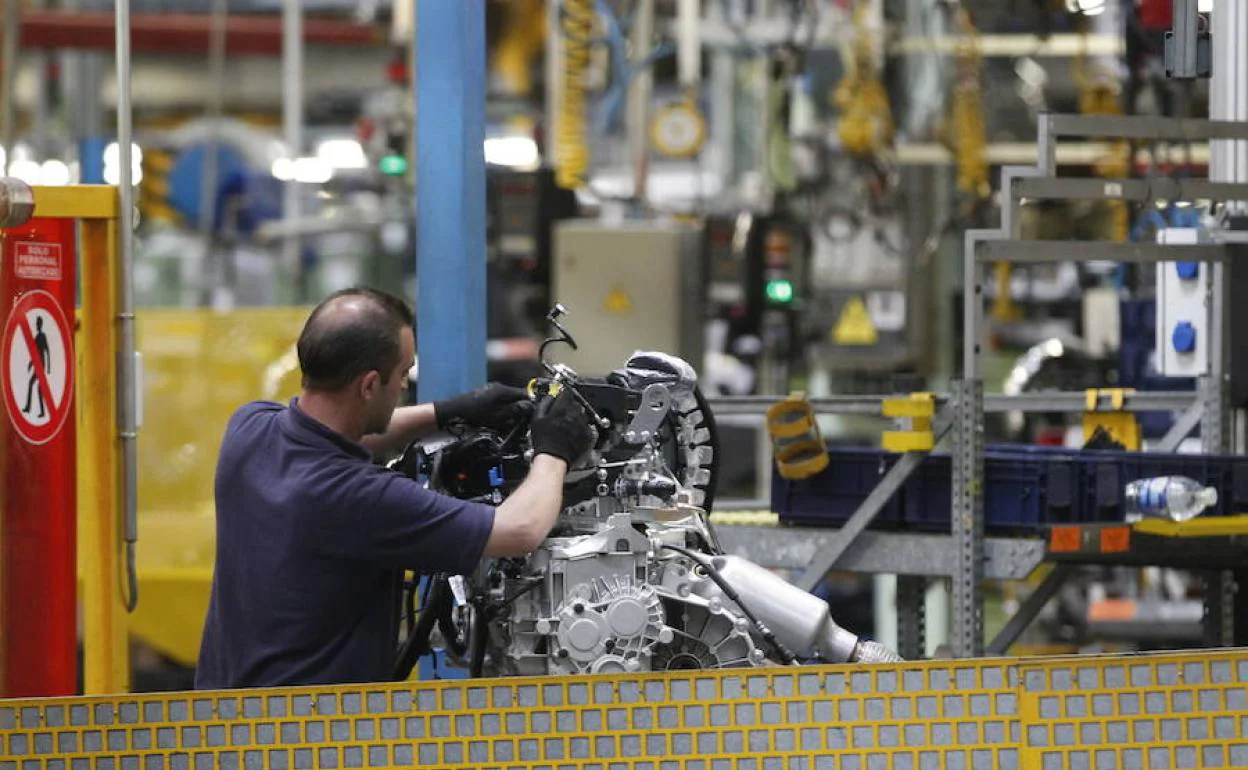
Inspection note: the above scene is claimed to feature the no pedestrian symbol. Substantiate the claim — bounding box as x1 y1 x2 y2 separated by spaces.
2 290 74 445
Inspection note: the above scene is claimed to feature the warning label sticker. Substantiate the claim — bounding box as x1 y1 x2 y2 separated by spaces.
832 296 879 346
2 290 74 445
603 287 634 315
14 242 63 282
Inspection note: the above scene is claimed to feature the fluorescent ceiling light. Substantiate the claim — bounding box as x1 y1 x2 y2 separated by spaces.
484 136 540 170
103 142 143 186
316 138 367 170
272 156 335 184
8 160 41 185
40 160 71 186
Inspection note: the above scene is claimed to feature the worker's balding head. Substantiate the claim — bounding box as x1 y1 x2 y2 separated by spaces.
297 287 414 392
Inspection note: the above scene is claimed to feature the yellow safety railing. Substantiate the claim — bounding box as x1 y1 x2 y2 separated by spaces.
27 185 131 695
0 648 1244 768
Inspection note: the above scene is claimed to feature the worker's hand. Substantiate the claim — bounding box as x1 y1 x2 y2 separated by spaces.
434 383 533 432
530 388 594 466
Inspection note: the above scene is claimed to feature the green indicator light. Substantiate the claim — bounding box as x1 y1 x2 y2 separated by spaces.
380 154 409 176
765 279 794 303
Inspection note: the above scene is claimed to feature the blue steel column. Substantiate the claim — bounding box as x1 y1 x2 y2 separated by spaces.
413 0 488 682
415 0 488 403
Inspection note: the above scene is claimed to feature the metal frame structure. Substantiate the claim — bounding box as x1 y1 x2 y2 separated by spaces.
958 113 1246 656
708 113 1248 660
711 389 1217 658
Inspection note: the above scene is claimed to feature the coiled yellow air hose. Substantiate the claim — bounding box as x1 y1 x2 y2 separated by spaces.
833 1 894 158
555 0 595 190
947 6 1012 321
950 7 988 206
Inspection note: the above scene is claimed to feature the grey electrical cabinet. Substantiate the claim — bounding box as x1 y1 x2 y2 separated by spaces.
551 219 704 376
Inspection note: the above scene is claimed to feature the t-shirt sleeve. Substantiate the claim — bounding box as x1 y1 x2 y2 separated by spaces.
304 468 496 575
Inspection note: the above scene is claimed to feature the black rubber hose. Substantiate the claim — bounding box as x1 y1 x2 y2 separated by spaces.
468 601 490 677
436 590 468 658
391 578 446 681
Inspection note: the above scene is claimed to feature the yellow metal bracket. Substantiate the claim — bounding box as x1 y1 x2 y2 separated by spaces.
31 184 118 220
1133 514 1248 538
1082 387 1141 450
882 392 935 452
766 393 829 480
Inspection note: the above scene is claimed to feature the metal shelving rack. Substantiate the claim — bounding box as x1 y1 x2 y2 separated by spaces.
707 113 1248 660
959 113 1248 657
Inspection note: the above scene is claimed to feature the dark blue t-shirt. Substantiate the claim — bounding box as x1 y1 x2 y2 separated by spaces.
194 400 495 689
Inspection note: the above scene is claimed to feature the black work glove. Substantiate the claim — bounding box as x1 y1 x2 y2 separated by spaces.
434 383 533 432
530 389 594 466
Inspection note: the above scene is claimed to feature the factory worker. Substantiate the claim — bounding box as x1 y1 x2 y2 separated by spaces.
195 287 592 689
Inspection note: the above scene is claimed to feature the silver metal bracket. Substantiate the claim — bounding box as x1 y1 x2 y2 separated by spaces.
623 384 673 445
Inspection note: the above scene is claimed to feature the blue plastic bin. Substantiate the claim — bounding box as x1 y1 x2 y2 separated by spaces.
771 447 905 528
1078 449 1248 520
772 444 1247 533
901 446 1080 533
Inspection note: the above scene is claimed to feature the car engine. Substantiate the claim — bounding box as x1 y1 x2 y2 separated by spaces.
390 306 901 680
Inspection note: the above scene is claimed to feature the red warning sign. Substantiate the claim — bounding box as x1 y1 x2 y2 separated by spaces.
2 289 74 445
13 241 63 281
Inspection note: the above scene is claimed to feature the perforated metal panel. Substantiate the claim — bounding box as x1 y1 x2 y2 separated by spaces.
1019 654 1248 770
1 651 1245 769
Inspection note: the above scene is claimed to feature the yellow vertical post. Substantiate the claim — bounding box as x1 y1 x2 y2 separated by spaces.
78 216 130 693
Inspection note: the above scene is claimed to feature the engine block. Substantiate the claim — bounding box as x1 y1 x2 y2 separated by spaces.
485 512 764 677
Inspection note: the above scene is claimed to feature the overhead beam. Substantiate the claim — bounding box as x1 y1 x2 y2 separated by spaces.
15 10 383 55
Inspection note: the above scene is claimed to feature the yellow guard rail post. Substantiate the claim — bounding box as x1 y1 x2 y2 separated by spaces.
33 185 131 693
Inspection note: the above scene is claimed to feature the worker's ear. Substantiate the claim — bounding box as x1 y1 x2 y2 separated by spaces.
359 370 382 400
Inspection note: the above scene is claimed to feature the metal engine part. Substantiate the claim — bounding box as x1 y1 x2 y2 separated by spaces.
481 504 896 676
418 348 899 678
681 555 903 664
491 513 765 677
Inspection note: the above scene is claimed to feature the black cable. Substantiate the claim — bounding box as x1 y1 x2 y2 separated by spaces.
468 600 490 677
403 576 418 631
660 544 795 665
391 577 447 681
436 588 468 659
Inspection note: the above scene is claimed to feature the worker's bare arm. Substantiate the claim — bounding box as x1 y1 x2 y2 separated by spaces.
360 404 439 457
483 455 568 556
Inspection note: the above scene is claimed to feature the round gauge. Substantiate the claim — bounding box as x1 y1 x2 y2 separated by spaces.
650 102 707 159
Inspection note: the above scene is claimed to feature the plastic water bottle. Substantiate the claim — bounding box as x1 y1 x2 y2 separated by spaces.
1124 476 1218 523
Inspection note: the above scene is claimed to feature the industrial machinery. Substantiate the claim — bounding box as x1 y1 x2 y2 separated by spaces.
551 219 705 375
390 306 900 680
